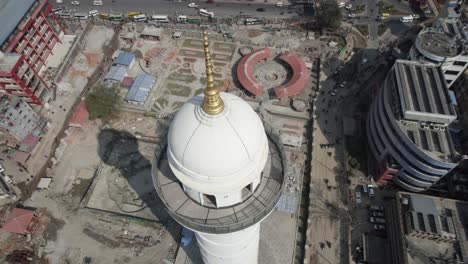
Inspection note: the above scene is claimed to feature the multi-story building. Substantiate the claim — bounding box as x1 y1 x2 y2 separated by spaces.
409 27 468 88
0 0 63 106
384 192 468 264
367 59 463 192
0 95 41 143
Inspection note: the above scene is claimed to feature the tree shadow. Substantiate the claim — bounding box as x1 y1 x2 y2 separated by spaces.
97 129 181 247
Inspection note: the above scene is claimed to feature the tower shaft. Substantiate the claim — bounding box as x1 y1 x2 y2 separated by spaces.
194 223 260 264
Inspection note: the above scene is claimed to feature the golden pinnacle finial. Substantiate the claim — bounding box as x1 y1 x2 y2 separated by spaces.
202 31 224 115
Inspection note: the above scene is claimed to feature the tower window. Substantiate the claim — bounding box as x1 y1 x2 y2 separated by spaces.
203 194 217 207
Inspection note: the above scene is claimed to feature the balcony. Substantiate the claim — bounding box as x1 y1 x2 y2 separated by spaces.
16 40 27 53
32 37 40 47
40 25 48 36
38 42 46 52
34 16 44 29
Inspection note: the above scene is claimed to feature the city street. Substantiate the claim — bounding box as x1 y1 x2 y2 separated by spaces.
50 0 301 18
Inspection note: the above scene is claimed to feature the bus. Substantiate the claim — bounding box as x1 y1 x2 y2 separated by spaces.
244 18 263 25
133 14 147 22
177 15 201 23
151 15 169 23
109 14 124 21
198 9 214 18
127 11 140 19
99 12 109 20
74 13 89 20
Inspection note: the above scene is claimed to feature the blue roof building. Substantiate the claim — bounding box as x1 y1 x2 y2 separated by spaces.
0 0 36 47
103 65 128 84
124 74 156 105
113 52 135 69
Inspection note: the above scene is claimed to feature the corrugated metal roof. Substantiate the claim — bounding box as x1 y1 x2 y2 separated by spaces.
104 65 127 82
113 51 135 67
125 74 156 103
0 0 36 46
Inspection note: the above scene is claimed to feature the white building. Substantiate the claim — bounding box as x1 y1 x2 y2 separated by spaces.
410 25 468 88
152 32 284 264
0 96 41 143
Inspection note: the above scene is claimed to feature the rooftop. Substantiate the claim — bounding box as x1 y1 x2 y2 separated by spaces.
104 65 127 82
416 29 463 58
393 60 456 123
0 0 36 47
437 18 467 40
125 74 156 103
397 192 468 264
113 51 135 67
0 52 21 73
1 208 36 234
153 135 285 234
389 60 457 162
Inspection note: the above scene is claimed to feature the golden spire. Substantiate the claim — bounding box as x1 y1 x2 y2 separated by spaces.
202 31 224 115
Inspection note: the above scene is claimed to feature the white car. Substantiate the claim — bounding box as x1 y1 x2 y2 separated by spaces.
339 81 347 88
330 89 338 96
338 2 345 7
361 58 368 65
71 1 80 5
188 2 198 8
345 3 352 9
89 10 99 17
347 13 356 18
93 0 103 5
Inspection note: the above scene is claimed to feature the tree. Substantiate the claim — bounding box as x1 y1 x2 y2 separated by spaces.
85 85 120 123
315 0 342 30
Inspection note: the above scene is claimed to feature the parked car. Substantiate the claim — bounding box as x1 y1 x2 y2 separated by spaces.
347 13 356 18
345 3 352 9
339 81 347 88
368 185 375 197
338 2 345 7
0 163 4 173
93 0 103 5
3 175 13 184
356 191 362 204
256 7 266 12
330 89 338 96
361 58 368 65
370 211 385 217
71 1 80 5
188 2 198 8
334 65 344 75
89 10 99 17
369 205 384 211
369 217 386 224
362 184 368 194
373 224 385 230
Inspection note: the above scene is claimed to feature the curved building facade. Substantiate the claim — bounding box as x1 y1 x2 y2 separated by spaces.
367 60 459 192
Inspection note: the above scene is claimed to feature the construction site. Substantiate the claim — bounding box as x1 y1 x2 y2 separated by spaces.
0 16 366 264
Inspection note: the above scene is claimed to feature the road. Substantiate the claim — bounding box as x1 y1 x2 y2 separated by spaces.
50 0 300 18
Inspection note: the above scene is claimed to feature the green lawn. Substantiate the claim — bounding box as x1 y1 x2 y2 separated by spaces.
213 42 236 53
179 49 204 58
182 39 204 49
167 83 192 97
167 73 196 83
378 24 389 36
355 24 369 36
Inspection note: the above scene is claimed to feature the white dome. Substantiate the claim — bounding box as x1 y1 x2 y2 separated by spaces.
167 92 269 194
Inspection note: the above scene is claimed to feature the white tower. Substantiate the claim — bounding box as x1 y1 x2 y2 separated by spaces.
152 32 284 264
